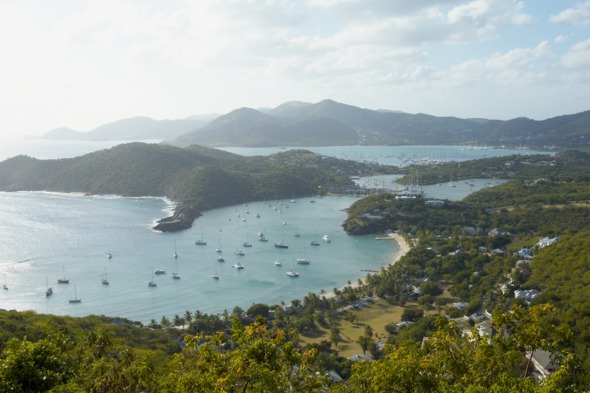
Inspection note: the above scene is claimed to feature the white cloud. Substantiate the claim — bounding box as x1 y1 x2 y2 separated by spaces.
550 0 590 27
561 38 590 69
555 34 569 44
0 0 587 136
446 0 532 40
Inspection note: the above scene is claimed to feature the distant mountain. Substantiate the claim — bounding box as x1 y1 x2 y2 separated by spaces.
32 100 590 148
169 100 590 148
34 116 209 141
172 106 358 147
479 110 590 148
40 127 86 140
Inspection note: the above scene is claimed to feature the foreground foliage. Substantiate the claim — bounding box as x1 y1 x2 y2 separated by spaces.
0 306 586 391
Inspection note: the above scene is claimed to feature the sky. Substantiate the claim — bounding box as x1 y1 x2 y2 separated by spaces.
1 0 589 138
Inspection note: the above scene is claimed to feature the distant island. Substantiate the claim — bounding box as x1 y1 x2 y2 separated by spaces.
31 99 590 149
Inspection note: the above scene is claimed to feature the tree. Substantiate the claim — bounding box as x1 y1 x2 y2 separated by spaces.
184 310 193 325
247 303 270 319
0 334 75 391
173 314 184 327
401 308 424 322
357 335 372 355
165 317 329 392
330 326 341 344
495 304 572 379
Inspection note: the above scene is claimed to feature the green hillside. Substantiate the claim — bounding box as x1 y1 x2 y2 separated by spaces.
1 150 590 391
0 143 391 231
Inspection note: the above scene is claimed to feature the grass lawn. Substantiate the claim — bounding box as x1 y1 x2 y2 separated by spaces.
299 298 409 358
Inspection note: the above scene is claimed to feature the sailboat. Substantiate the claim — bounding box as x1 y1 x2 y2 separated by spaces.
258 230 268 242
57 266 69 284
286 265 299 277
296 249 310 265
216 234 223 253
148 272 157 287
173 240 178 258
211 263 220 279
68 284 81 303
234 244 245 256
101 268 109 285
217 252 225 262
232 261 244 269
242 233 252 248
195 227 207 245
171 258 180 279
107 247 112 259
45 277 53 297
274 229 288 249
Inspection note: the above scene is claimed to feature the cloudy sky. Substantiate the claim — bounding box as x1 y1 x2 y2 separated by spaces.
1 0 589 137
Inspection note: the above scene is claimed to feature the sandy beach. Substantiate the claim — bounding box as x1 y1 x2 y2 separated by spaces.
386 232 411 267
321 232 412 299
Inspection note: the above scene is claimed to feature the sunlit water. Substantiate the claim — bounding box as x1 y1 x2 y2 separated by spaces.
0 142 550 323
0 193 396 323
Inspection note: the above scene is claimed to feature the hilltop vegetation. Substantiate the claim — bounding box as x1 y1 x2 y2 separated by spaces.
0 143 393 231
1 148 590 390
341 150 590 385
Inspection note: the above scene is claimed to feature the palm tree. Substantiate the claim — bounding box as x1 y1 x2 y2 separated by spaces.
184 310 193 325
173 314 183 327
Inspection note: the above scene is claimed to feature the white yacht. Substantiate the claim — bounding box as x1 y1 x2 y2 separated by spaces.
286 269 299 277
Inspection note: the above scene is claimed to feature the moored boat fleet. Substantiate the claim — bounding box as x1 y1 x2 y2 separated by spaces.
13 199 334 304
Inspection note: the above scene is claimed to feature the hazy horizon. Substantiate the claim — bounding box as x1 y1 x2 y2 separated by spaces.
1 1 589 138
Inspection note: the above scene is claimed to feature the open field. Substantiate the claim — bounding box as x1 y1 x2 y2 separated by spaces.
299 298 411 358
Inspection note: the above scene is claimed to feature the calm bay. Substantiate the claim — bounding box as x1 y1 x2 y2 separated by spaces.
0 142 550 323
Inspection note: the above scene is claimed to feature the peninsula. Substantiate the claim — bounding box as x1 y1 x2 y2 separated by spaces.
0 142 396 232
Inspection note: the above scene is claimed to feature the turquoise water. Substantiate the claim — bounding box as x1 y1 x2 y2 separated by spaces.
220 145 551 167
0 192 395 323
0 143 550 324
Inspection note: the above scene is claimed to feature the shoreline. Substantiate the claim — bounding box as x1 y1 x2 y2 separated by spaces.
385 232 411 267
321 232 411 299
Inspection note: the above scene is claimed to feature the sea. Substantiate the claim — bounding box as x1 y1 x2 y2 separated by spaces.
0 140 551 324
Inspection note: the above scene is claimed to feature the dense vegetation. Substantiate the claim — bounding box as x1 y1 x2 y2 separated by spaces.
1 149 590 391
341 150 590 387
0 143 394 231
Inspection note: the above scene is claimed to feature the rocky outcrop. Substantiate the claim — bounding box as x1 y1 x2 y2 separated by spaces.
153 205 201 232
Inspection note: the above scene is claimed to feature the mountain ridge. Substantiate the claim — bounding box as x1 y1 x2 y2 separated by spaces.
32 100 590 148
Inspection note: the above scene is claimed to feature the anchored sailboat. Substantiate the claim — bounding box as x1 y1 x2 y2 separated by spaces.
45 276 53 297
172 258 181 279
148 272 157 287
57 266 69 284
195 227 207 245
68 284 81 303
101 268 109 285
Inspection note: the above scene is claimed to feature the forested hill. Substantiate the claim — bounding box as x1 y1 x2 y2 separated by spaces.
171 100 590 149
0 143 389 231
